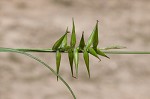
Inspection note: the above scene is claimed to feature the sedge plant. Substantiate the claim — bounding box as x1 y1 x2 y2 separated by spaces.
0 19 150 99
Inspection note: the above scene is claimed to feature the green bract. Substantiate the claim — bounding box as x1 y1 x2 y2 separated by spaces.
70 19 76 47
93 20 99 49
79 32 85 50
83 49 90 78
68 49 74 77
52 32 68 50
86 21 98 49
88 47 101 61
73 48 79 78
56 50 61 81
60 27 68 49
96 49 110 59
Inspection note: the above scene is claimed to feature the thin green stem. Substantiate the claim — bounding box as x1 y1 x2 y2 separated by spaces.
0 48 76 99
16 48 53 52
102 50 150 54
11 48 150 54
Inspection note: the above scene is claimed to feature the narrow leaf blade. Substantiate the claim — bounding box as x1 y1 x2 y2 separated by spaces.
56 50 61 81
83 50 90 78
73 48 79 78
68 49 74 77
96 49 110 59
79 32 85 50
86 21 98 48
88 47 101 61
93 20 99 49
70 19 76 47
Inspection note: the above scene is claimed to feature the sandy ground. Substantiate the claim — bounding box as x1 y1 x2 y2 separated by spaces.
0 0 150 99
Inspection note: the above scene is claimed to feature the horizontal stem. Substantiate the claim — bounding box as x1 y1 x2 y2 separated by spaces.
102 50 150 54
16 48 54 52
12 48 150 54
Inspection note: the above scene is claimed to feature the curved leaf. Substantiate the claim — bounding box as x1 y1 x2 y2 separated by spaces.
56 50 61 81
70 19 76 47
79 32 85 50
73 48 79 78
83 50 90 78
88 47 101 61
68 49 74 77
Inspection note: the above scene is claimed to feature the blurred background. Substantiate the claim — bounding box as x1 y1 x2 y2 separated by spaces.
0 0 150 99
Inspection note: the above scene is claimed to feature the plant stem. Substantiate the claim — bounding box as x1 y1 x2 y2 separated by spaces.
102 50 150 54
0 47 76 99
13 48 150 54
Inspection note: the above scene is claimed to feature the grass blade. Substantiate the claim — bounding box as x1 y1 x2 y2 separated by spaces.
56 50 61 81
83 50 90 78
